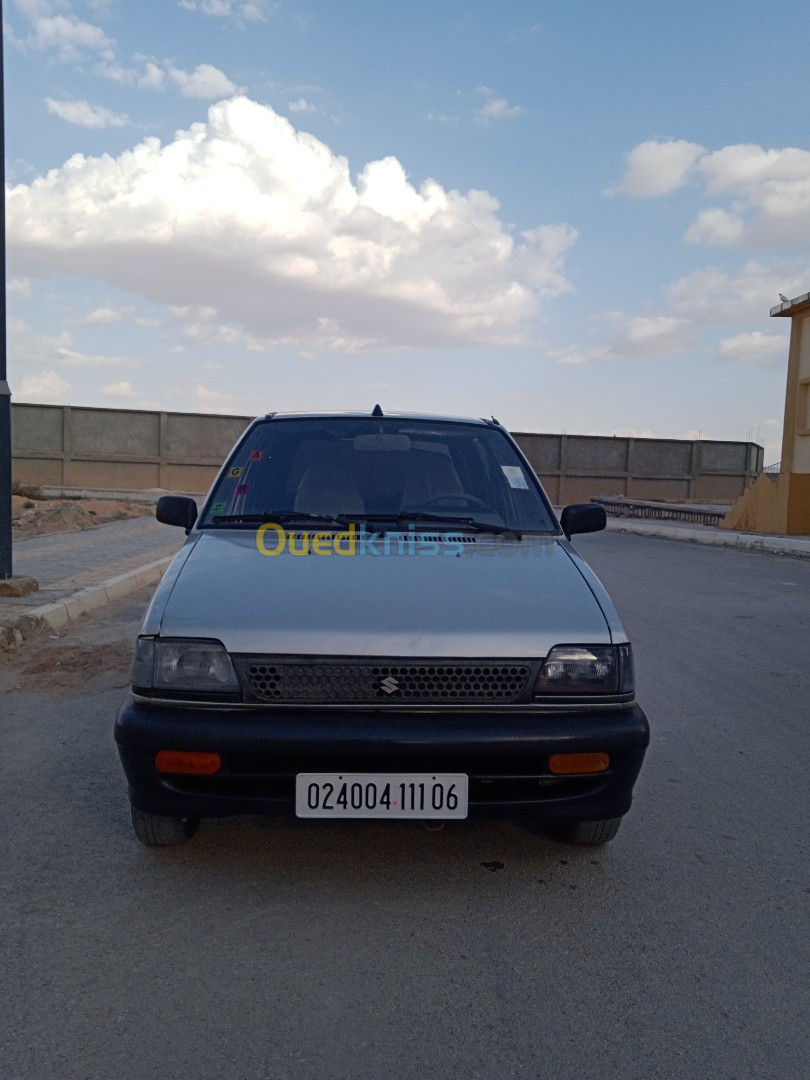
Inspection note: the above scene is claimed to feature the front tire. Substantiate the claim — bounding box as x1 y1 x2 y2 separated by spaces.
131 805 199 846
556 817 622 846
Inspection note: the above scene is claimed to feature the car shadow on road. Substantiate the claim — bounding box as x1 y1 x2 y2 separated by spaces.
106 812 625 900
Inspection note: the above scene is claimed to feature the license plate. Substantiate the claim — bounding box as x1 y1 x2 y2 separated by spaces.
295 773 468 819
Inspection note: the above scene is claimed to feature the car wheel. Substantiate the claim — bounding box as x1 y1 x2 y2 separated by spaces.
556 817 623 846
131 805 199 846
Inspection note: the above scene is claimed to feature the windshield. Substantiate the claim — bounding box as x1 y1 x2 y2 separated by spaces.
200 417 558 533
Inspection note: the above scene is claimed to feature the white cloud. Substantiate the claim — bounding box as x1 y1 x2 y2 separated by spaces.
714 331 786 370
619 138 810 249
8 320 133 368
179 1 275 22
7 96 577 351
548 313 694 366
426 110 460 124
45 97 129 128
19 370 71 401
288 97 317 114
587 428 656 439
615 139 706 197
550 259 798 369
168 63 241 99
28 13 115 62
608 314 695 356
476 97 524 124
94 61 135 84
549 345 610 367
7 158 37 183
667 262 805 325
101 380 135 397
138 62 167 91
699 144 810 195
683 208 744 246
194 383 239 413
84 305 136 324
95 59 167 91
8 278 32 297
473 87 524 125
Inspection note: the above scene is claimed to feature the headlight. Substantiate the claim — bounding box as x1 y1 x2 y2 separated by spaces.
534 644 633 696
132 637 239 695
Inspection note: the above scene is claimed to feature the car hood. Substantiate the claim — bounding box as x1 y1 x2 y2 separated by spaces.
148 529 617 657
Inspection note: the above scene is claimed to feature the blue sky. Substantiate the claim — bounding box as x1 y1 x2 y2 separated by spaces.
5 1 809 463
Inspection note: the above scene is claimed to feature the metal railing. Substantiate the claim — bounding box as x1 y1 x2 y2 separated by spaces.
591 497 726 526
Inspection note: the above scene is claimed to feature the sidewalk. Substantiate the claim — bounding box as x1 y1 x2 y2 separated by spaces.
0 517 182 649
604 516 810 556
1 511 808 650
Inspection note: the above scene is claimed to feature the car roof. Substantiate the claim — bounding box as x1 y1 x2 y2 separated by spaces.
260 410 496 427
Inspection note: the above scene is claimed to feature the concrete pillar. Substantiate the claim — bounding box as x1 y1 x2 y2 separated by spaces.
776 300 810 532
62 405 72 487
722 291 810 534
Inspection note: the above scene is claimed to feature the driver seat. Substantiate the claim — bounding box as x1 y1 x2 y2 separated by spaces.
294 464 365 517
399 453 464 509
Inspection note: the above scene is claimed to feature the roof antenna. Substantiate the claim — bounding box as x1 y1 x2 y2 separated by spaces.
371 404 384 417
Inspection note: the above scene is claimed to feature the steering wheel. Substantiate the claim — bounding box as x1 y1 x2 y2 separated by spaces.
418 494 498 514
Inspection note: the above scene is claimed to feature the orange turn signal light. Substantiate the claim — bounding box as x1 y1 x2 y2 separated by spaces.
155 750 222 775
548 752 610 775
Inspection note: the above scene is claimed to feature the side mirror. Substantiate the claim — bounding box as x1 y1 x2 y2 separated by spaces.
156 495 198 532
559 503 607 539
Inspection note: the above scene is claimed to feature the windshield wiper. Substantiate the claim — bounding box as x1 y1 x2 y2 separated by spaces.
209 510 342 526
337 511 523 539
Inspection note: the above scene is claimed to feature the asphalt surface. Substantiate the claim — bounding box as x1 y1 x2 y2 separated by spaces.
1 532 807 1080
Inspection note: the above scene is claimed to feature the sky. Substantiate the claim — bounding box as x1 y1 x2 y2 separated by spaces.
4 1 810 464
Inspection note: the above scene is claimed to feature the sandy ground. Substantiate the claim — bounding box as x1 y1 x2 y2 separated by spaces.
11 494 154 539
0 584 150 691
5 640 134 695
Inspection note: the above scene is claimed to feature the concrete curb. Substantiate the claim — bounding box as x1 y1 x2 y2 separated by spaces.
0 556 173 650
605 518 810 558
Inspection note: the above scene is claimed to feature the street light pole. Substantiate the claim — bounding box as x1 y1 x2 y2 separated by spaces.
0 0 12 580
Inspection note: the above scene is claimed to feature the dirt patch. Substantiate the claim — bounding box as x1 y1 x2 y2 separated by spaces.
10 642 135 697
12 495 153 539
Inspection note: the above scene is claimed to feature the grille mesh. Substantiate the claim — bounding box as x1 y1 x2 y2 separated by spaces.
242 660 532 704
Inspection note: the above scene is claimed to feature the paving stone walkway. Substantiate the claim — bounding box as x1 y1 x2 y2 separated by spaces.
2 517 182 614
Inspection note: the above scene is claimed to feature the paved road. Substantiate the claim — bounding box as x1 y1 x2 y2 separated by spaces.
1 532 807 1080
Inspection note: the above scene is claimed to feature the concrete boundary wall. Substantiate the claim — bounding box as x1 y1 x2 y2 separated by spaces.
515 431 763 504
10 403 763 503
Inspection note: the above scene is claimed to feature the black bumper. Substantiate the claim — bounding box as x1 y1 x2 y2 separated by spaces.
114 697 650 823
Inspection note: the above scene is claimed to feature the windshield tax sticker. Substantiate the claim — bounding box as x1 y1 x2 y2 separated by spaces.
248 450 264 461
211 501 226 514
501 466 529 490
236 484 250 496
227 467 243 479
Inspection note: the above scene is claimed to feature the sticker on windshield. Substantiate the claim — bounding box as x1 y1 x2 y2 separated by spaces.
501 466 529 490
236 484 250 496
211 501 226 514
248 450 264 461
227 466 243 479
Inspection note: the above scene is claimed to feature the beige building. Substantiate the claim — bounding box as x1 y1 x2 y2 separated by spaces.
723 291 810 535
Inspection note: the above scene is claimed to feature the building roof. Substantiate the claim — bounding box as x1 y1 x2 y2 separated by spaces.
770 291 810 318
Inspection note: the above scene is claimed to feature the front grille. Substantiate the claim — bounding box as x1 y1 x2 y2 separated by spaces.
239 658 534 704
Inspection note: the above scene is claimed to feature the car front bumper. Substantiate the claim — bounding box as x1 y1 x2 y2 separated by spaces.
115 696 650 823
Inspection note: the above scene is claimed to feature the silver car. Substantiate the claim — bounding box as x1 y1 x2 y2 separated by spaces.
115 410 649 847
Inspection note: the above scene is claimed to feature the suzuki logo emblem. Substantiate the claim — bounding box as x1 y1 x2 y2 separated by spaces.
380 676 400 694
